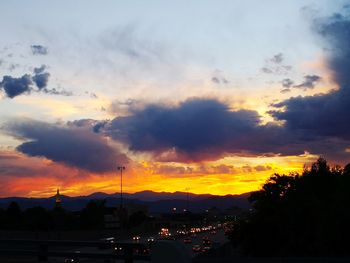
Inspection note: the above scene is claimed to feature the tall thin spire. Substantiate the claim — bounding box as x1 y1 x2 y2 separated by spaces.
55 188 61 205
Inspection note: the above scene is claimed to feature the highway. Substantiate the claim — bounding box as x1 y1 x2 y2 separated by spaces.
67 228 226 262
0 227 228 262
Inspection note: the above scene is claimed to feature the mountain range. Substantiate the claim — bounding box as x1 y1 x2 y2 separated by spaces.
0 190 251 213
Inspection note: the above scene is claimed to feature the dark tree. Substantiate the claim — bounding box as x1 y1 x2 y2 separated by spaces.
80 199 107 229
5 201 22 229
23 206 51 230
230 158 350 256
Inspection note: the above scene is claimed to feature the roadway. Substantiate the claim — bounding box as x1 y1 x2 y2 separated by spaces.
61 227 228 262
0 227 228 262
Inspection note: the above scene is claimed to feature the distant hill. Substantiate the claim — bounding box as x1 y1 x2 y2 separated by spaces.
0 190 251 213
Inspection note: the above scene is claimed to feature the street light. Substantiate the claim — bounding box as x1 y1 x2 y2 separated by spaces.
117 166 126 208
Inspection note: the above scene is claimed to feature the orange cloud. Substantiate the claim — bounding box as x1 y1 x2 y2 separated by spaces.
0 149 319 198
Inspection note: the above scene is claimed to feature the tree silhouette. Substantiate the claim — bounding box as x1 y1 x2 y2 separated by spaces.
5 201 22 229
80 199 107 229
230 158 350 256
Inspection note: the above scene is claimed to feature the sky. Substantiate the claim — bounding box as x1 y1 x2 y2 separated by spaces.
0 0 350 197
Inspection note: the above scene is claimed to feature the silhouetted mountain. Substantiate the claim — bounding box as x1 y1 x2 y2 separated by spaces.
84 192 111 199
0 191 250 213
124 190 214 202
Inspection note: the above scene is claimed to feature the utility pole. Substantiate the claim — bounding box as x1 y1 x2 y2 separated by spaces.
117 166 125 208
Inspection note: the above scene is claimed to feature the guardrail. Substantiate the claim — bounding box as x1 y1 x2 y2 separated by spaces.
0 239 151 263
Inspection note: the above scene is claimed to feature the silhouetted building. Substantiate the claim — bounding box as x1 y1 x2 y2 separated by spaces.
55 188 62 207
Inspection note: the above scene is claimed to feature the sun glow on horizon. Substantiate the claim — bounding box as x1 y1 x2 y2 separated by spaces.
3 153 318 198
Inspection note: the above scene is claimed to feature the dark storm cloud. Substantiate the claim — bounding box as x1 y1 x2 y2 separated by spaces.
315 13 350 88
293 75 321 90
100 98 313 162
0 74 33 98
30 45 48 55
270 89 350 140
268 10 350 162
108 99 259 153
89 96 350 163
271 11 350 134
4 119 128 173
35 10 350 165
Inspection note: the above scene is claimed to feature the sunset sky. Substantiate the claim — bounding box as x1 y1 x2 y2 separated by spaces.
1 0 350 197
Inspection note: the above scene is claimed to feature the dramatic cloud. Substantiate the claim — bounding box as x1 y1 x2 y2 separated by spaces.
0 150 67 178
270 89 350 140
0 74 32 98
269 9 350 161
316 13 350 89
4 119 128 173
99 98 312 162
30 45 48 55
108 99 259 158
89 95 350 163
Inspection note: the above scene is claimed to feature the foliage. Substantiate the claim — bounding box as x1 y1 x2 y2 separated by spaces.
229 158 350 256
0 199 108 230
80 199 107 229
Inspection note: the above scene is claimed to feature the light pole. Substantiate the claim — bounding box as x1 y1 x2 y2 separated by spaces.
117 166 125 208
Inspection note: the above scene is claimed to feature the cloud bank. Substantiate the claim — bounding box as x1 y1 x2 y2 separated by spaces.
4 119 128 173
271 11 350 141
